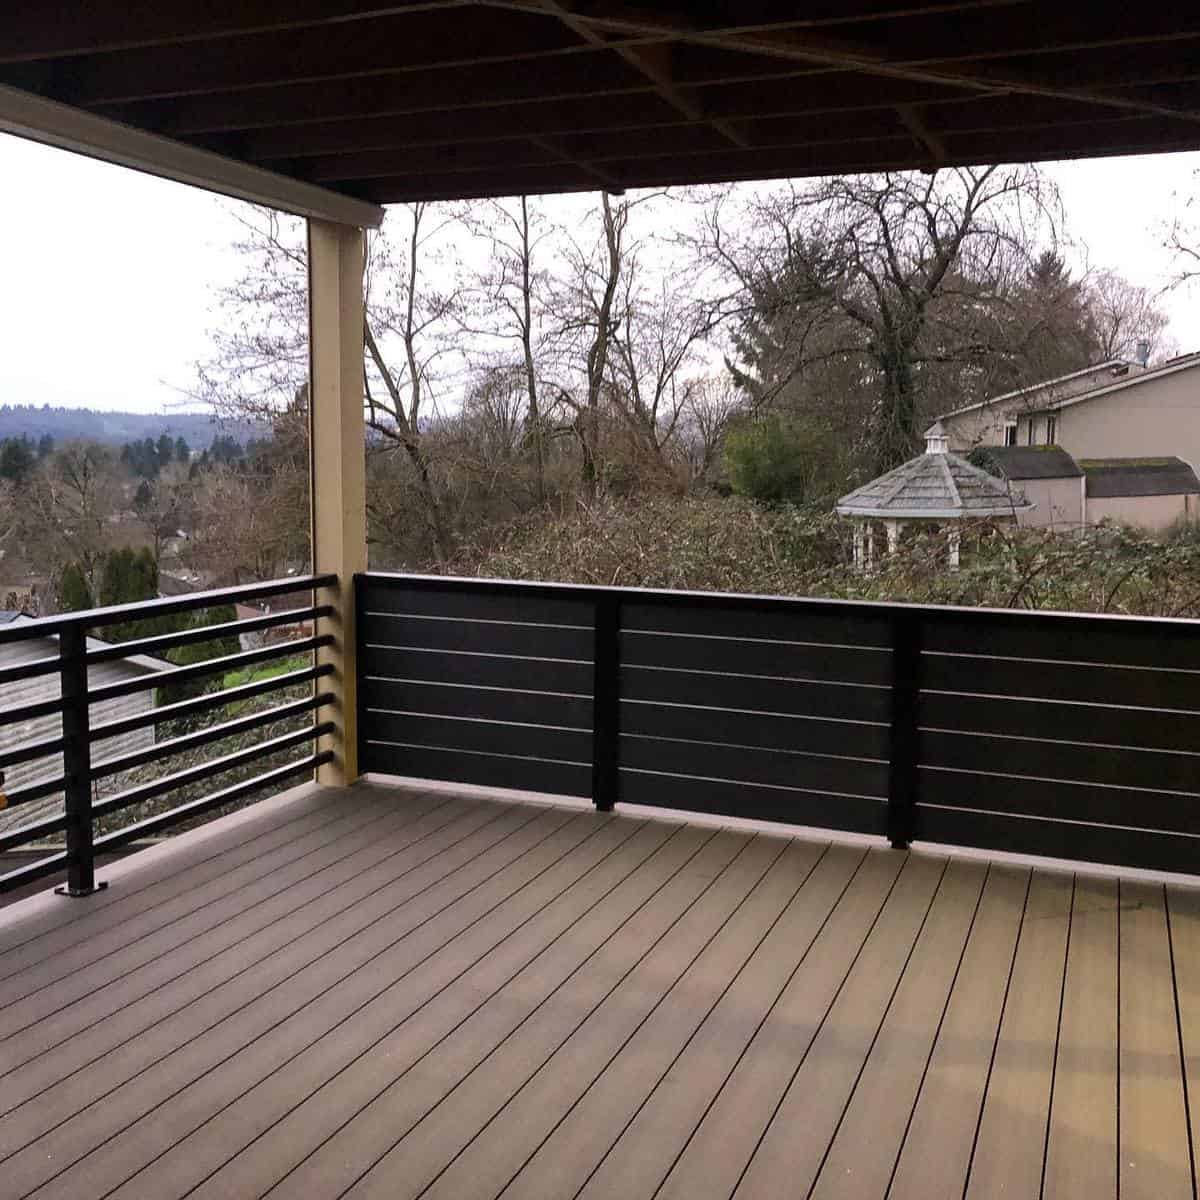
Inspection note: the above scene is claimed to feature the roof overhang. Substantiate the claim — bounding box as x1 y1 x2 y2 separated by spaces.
3 3 1200 210
836 504 1033 519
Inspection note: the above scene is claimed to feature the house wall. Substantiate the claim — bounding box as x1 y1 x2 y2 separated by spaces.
1086 492 1197 532
0 637 157 801
1045 366 1200 472
1013 477 1085 529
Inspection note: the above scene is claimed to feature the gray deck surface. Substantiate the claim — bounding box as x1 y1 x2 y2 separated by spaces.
1 780 1198 1200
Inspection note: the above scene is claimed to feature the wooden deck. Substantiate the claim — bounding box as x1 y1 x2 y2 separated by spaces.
1 781 1198 1200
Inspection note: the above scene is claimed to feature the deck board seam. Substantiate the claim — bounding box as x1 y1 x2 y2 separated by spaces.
1163 885 1199 1199
0 798 497 1104
960 866 1035 1199
565 841 836 1200
406 831 789 1200
727 850 913 1198
0 805 588 1172
804 855 953 1199
0 794 460 1018
883 862 994 1199
647 846 874 1200
1037 873 1077 1200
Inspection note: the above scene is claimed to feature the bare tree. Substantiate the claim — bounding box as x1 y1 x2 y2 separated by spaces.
1084 269 1173 363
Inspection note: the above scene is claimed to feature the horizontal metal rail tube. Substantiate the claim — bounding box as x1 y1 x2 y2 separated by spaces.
89 663 334 741
3 775 68 809
0 696 65 729
91 723 334 820
91 694 333 781
0 812 69 854
0 573 336 646
0 654 61 687
93 753 333 853
87 635 332 704
86 604 333 665
0 735 65 771
0 850 69 894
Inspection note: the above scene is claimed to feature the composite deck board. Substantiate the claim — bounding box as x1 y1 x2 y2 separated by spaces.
808 857 989 1200
0 798 513 1114
1119 880 1194 1200
171 825 729 1200
964 869 1073 1198
1042 876 1119 1198
0 782 1196 1200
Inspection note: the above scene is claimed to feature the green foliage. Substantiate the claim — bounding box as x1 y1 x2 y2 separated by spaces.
724 416 825 505
58 563 93 612
0 436 36 483
99 547 157 608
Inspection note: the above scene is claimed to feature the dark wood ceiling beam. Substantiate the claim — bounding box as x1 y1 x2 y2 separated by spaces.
18 10 612 107
345 119 1200 203
0 1 468 64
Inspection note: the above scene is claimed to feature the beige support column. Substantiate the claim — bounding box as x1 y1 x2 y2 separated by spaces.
308 218 367 786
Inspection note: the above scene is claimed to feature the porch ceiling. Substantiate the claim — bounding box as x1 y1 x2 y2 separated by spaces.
4 1 1200 206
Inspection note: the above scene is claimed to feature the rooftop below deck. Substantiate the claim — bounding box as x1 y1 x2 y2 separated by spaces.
1 778 1197 1200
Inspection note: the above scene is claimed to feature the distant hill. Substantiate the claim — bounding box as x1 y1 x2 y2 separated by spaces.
0 406 268 449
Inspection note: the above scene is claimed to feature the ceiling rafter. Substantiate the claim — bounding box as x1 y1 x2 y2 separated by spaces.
534 0 751 149
481 0 1200 130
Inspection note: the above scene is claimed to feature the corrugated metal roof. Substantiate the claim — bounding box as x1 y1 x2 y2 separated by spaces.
836 452 1033 519
973 445 1083 480
1080 457 1200 498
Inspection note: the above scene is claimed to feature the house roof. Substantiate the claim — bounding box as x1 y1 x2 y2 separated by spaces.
1079 457 1200 499
5 6 1200 208
0 610 30 626
1029 352 1200 414
933 360 1129 425
972 445 1083 481
0 617 172 673
836 451 1034 520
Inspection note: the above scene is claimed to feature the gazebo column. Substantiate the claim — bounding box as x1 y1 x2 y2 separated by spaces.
308 219 367 787
865 522 876 567
884 520 902 555
948 528 961 570
852 524 865 570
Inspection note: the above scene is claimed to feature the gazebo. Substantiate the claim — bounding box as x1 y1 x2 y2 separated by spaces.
836 423 1033 568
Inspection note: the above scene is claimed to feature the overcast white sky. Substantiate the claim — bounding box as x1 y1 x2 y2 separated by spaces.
1 132 1198 416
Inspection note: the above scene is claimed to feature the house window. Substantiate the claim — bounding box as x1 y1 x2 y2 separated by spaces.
1046 415 1057 443
1004 423 1017 446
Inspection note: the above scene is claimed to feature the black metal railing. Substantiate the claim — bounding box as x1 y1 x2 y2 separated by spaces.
0 575 337 896
358 573 1200 876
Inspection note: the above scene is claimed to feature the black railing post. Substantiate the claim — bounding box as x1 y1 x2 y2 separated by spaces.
887 609 922 850
592 592 620 813
57 625 105 897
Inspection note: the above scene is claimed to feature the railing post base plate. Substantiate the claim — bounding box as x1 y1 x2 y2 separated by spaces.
55 880 108 898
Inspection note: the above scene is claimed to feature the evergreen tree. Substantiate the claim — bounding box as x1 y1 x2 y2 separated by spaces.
157 433 175 468
0 437 35 483
174 436 190 462
58 563 93 612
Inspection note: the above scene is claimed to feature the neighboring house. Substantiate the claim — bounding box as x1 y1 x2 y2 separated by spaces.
970 446 1086 530
935 352 1200 530
0 615 169 835
235 591 316 652
1080 457 1200 529
938 360 1137 449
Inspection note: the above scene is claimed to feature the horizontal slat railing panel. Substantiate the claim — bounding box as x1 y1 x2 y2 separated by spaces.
363 742 591 797
621 700 890 760
362 579 593 627
365 710 592 762
923 651 1200 712
915 805 1200 876
620 629 890 685
922 610 1200 670
366 645 593 694
621 666 891 723
361 678 593 729
620 735 888 798
918 692 1200 753
618 770 886 835
361 611 591 660
621 600 893 648
917 768 1200 835
920 729 1200 794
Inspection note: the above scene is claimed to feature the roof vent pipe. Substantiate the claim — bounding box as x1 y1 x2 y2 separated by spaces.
1136 340 1151 367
